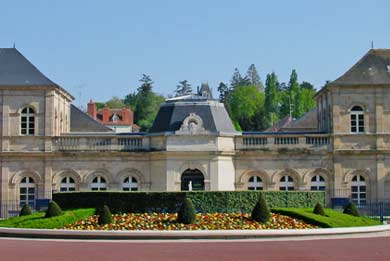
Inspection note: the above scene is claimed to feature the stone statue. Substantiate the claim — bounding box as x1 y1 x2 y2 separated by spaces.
188 181 192 191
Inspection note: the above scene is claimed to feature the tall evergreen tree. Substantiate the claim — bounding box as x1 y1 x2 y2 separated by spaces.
217 82 229 102
264 72 280 125
288 69 303 118
246 64 263 92
230 68 242 89
175 80 192 97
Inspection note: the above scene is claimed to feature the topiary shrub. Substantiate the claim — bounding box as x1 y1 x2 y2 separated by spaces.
251 194 271 223
343 202 360 217
98 205 113 225
313 202 325 216
19 204 32 216
178 198 196 224
45 201 63 218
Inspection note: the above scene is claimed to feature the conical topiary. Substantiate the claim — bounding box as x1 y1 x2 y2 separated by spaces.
98 205 113 225
45 200 63 218
251 194 271 223
177 198 196 224
313 202 325 216
343 202 360 217
19 204 32 216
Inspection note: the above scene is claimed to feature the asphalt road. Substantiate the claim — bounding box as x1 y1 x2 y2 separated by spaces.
0 236 390 260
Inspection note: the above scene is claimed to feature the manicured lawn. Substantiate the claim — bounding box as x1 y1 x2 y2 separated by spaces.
0 208 95 229
272 208 381 228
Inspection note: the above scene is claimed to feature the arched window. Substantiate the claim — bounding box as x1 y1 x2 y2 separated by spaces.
21 107 35 135
350 106 364 133
351 175 366 205
248 176 263 190
91 176 107 191
279 175 294 191
20 177 35 207
311 175 326 191
123 176 138 191
60 177 76 192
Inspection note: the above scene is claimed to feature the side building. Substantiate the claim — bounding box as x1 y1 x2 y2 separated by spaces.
0 47 389 216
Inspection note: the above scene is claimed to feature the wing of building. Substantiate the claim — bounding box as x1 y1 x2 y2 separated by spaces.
1 47 390 216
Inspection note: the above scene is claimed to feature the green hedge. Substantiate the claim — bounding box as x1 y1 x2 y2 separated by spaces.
53 191 325 214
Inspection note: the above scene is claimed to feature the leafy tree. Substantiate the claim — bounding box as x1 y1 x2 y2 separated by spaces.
299 88 316 114
301 81 315 90
104 96 126 109
265 72 281 125
217 82 229 102
124 92 138 111
175 80 192 97
288 69 303 118
246 64 263 92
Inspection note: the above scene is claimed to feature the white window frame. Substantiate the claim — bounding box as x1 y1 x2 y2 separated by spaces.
60 176 76 192
248 176 263 190
350 106 364 133
91 176 107 191
311 175 326 191
351 175 366 205
20 107 35 135
20 177 35 207
279 175 294 191
122 176 138 191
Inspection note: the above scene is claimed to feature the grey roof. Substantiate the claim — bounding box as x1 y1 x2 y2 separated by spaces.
198 82 213 98
0 48 56 86
330 49 390 86
150 99 236 133
282 109 317 131
70 105 113 132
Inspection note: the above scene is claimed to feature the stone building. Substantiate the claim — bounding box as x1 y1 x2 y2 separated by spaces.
1 47 390 216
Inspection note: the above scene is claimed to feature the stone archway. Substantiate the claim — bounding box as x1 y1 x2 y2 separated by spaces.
181 169 205 191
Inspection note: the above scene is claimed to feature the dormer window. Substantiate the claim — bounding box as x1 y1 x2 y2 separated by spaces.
350 106 364 133
20 107 35 135
112 113 119 123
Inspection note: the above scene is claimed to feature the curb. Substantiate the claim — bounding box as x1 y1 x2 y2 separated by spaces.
0 224 390 240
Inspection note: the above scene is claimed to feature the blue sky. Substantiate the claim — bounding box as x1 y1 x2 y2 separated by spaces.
1 0 389 107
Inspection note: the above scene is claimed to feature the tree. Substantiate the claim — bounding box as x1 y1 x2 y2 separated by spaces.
19 204 32 216
105 96 126 109
177 198 196 224
265 72 280 125
217 82 229 102
246 64 263 91
98 205 113 225
45 201 63 218
230 68 250 89
313 202 325 216
343 202 360 217
288 69 303 118
175 80 192 97
301 81 315 90
251 194 271 223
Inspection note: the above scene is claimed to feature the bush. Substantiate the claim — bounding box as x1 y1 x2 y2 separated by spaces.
313 202 325 216
53 191 326 214
98 205 113 225
343 202 360 217
178 198 196 224
45 201 63 218
251 194 271 223
19 204 33 216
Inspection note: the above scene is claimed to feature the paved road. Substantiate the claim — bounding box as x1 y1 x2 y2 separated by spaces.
0 236 390 260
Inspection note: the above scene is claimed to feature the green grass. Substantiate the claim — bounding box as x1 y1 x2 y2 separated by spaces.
0 208 95 229
272 208 381 228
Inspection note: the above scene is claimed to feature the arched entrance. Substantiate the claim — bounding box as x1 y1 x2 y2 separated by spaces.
181 169 205 191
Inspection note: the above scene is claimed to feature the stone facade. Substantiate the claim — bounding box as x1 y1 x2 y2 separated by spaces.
1 48 390 217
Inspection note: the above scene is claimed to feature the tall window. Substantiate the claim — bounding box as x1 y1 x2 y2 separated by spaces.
248 176 263 190
279 175 294 191
351 175 366 205
60 177 76 192
122 176 138 191
20 177 35 207
21 107 35 135
91 176 107 191
350 106 364 133
311 175 326 191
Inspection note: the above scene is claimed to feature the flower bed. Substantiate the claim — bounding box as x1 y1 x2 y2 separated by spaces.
63 212 317 230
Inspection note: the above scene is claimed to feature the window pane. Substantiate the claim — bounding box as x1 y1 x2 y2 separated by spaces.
124 177 129 183
319 186 326 191
20 195 26 200
20 188 26 193
131 188 138 191
69 188 76 191
28 129 34 135
60 187 67 192
92 187 98 191
248 187 255 190
360 186 366 192
29 117 34 121
132 177 137 183
28 188 35 193
69 178 75 183
288 187 294 191
123 187 129 191
100 188 107 191
351 186 358 192
311 186 317 191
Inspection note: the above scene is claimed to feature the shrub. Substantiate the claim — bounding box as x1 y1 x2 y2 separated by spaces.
45 201 63 218
251 194 271 223
343 202 360 217
313 202 325 216
178 198 196 224
19 204 32 216
98 205 113 225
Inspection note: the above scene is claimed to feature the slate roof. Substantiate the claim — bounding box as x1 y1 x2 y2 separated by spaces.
150 100 236 134
265 115 292 132
70 105 112 132
282 109 317 131
330 49 390 86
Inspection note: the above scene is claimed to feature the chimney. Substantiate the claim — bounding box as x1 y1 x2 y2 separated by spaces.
102 108 110 123
121 108 134 124
87 100 97 119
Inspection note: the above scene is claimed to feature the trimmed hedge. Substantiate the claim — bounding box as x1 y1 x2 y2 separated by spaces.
53 191 325 214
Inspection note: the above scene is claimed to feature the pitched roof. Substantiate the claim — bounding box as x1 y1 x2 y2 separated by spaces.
70 105 113 132
330 49 390 86
282 109 317 131
0 48 56 86
265 115 292 132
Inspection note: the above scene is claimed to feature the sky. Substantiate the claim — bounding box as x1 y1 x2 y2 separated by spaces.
1 0 389 108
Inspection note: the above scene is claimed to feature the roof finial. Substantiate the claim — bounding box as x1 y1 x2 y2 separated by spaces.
371 40 374 49
13 42 16 48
